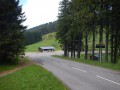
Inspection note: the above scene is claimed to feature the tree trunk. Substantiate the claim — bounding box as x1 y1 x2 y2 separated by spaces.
85 32 88 59
99 0 104 62
99 17 103 62
105 31 109 62
113 25 118 63
105 0 109 62
110 24 114 63
71 36 74 58
92 30 95 60
77 34 82 58
67 43 70 57
64 41 68 57
73 41 76 58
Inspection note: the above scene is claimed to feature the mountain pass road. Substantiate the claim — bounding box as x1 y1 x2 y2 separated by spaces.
26 51 120 90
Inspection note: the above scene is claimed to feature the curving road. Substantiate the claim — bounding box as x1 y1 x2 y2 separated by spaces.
26 51 120 90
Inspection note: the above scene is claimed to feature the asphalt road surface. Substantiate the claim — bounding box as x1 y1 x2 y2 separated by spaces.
26 51 120 90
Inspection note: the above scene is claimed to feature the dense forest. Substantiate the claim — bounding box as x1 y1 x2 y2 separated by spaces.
24 31 42 45
24 21 57 45
56 0 120 64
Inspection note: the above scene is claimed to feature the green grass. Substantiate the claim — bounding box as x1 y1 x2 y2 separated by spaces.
25 32 61 52
53 55 120 71
0 65 17 73
0 57 28 73
0 65 68 90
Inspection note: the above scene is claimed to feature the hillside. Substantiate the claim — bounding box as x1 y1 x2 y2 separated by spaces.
27 21 57 35
25 32 61 52
24 21 57 45
25 31 108 52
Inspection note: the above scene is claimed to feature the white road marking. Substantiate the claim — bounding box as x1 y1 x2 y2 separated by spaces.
71 67 87 73
60 63 69 67
52 61 68 66
52 61 58 63
96 75 120 86
53 61 87 73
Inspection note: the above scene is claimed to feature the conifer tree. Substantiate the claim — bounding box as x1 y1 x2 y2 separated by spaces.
56 0 70 56
0 0 26 63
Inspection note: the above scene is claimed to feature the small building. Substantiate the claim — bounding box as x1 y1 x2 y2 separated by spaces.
38 46 55 52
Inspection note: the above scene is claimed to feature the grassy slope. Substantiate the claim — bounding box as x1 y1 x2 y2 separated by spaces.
26 31 108 52
0 65 67 90
25 32 61 52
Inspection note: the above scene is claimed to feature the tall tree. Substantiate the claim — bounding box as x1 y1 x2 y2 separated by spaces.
104 0 110 62
56 0 71 56
110 0 120 63
89 0 98 60
0 0 26 63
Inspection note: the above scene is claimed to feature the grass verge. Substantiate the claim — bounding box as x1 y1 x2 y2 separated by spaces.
53 55 120 71
0 57 29 73
0 65 17 73
0 64 68 90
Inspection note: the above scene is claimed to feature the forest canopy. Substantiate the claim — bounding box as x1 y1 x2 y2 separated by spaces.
56 0 120 64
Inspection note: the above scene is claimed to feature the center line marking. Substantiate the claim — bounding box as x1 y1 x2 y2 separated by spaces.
96 75 120 86
60 63 69 66
54 61 87 73
72 67 87 73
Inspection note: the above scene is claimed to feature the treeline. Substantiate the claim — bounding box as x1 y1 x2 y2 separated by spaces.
29 21 57 35
24 31 42 45
24 21 57 45
56 0 120 63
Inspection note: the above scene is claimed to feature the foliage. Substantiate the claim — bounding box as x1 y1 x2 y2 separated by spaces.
24 21 57 45
0 0 26 63
56 0 120 63
0 65 68 90
28 21 57 35
25 32 61 52
24 31 42 45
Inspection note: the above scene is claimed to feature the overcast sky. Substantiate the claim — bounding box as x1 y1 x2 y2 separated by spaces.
20 0 61 29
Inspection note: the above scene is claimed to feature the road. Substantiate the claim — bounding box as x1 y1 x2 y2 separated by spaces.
26 51 120 90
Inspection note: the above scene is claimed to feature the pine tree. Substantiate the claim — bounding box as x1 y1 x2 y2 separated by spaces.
111 0 120 63
0 0 26 63
56 0 71 56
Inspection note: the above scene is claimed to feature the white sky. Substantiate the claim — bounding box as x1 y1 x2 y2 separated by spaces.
22 0 61 29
